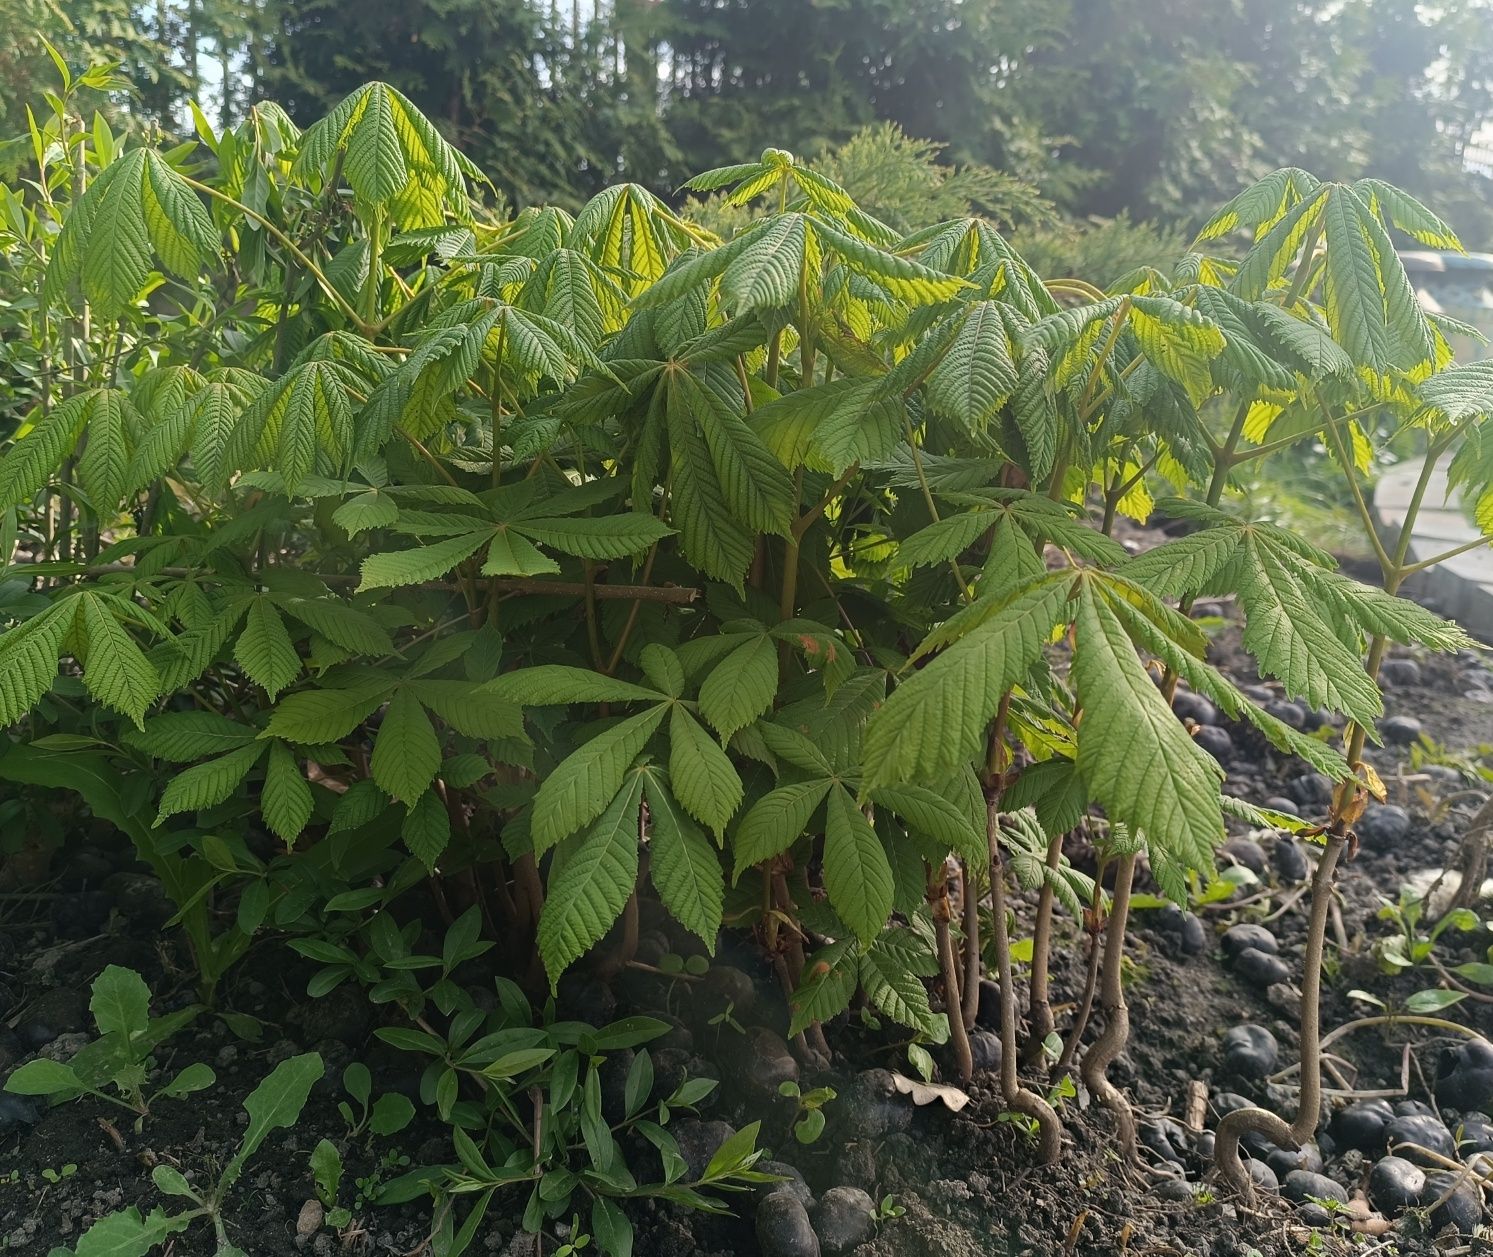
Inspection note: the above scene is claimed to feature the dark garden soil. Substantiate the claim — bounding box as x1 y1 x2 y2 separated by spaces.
5 575 1493 1256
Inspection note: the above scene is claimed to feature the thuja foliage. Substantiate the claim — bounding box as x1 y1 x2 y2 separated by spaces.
5 50 1493 1228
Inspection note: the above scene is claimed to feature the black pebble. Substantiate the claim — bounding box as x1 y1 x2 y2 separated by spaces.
1332 1099 1394 1151
1425 1170 1483 1233
1380 715 1423 746
1367 1155 1425 1216
1283 1170 1347 1206
1263 700 1306 729
1385 1113 1456 1164
1271 838 1309 882
1222 1025 1279 1079
1193 725 1234 762
756 1192 821 1257
1235 948 1291 987
1356 804 1411 852
1222 923 1278 958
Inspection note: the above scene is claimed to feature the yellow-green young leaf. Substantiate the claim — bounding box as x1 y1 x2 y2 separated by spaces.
358 531 490 592
643 772 723 950
719 212 810 312
1128 303 1224 406
538 771 644 987
294 82 480 227
0 601 74 727
532 705 667 854
1072 582 1223 901
668 706 743 836
698 635 777 741
370 687 442 804
1194 168 1321 242
0 393 92 512
403 790 452 869
1354 179 1463 251
74 594 159 728
822 786 894 946
731 779 832 878
155 742 265 823
861 576 1071 789
924 302 1018 434
234 600 300 700
261 741 313 845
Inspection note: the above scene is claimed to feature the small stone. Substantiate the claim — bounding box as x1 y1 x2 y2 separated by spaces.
1380 715 1423 747
673 1119 735 1180
1379 659 1422 688
1282 1170 1347 1206
1367 1156 1425 1216
291 986 371 1047
967 1028 1001 1074
1246 1160 1279 1194
727 1027 798 1102
1221 1025 1279 1080
812 1187 875 1256
555 974 615 1026
1153 1178 1196 1203
17 988 88 1048
105 873 174 927
1457 1111 1493 1153
754 1161 811 1206
1385 1113 1455 1164
1435 1039 1493 1113
1332 1100 1394 1151
1356 804 1411 852
1140 1118 1190 1166
1177 912 1207 956
702 965 758 1018
1266 1143 1323 1177
1221 923 1278 958
1235 948 1291 987
974 978 1001 1031
1288 772 1334 806
1262 795 1303 817
0 1094 41 1132
1271 839 1309 883
1221 837 1267 875
757 1192 820 1257
1193 726 1234 762
1263 700 1306 729
841 1069 912 1140
296 1200 324 1240
1173 691 1221 726
1424 1170 1483 1233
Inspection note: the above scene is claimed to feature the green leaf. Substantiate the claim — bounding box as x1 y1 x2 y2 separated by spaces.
1072 581 1223 901
874 783 987 865
221 1052 325 1192
357 531 490 592
0 393 91 512
732 779 831 877
822 786 894 946
64 1207 193 1257
4 1057 83 1097
154 742 264 823
75 594 159 728
483 665 665 706
859 939 946 1040
668 707 743 836
513 512 673 560
261 741 313 845
403 789 452 869
537 771 643 987
126 711 257 761
862 576 1070 788
698 635 778 740
89 964 151 1039
643 772 724 950
264 683 391 744
333 489 400 537
371 687 442 804
0 601 74 726
924 302 1017 433
533 705 667 853
234 599 300 700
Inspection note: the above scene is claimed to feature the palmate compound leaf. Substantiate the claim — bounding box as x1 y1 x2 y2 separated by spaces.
44 148 218 318
1071 577 1225 903
861 574 1073 789
0 390 122 515
538 770 644 988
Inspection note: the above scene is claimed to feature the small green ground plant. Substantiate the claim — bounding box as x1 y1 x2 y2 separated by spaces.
4 40 1493 1242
